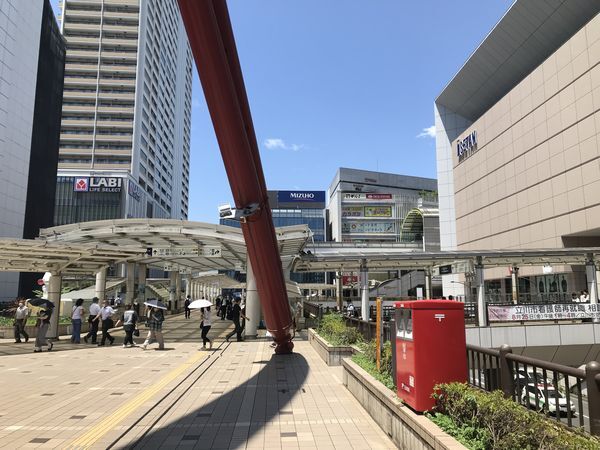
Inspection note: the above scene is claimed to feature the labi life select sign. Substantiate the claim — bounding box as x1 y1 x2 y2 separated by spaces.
73 177 123 193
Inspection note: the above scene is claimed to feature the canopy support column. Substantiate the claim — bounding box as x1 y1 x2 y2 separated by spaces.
175 272 182 310
126 262 135 303
95 268 106 301
425 268 432 299
336 269 343 311
47 272 62 339
245 261 259 338
360 259 369 321
185 274 192 299
475 257 487 327
169 271 177 311
137 263 146 305
586 254 599 323
511 266 519 304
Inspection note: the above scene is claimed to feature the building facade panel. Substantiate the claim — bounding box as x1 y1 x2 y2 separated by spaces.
452 14 600 252
435 2 600 300
327 168 438 245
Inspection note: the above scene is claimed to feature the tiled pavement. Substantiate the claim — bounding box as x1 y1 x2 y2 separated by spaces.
0 312 396 449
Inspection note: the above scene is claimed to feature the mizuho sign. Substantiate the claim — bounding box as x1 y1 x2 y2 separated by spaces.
457 130 477 163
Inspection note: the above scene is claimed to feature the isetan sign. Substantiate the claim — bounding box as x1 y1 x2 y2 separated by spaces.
457 130 478 163
73 177 122 193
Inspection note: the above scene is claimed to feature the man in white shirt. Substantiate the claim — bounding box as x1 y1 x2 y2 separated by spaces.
84 297 102 344
94 300 116 346
14 300 30 343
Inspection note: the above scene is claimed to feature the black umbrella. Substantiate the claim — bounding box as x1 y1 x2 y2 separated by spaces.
27 298 55 309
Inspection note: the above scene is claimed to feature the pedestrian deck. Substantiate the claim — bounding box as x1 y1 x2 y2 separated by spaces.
0 312 395 449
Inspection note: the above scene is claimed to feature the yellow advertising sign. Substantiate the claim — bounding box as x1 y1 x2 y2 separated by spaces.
342 206 363 217
364 206 392 217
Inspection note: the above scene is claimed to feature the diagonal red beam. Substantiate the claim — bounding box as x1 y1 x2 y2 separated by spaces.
177 0 294 353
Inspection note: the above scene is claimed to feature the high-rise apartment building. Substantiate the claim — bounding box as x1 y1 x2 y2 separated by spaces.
0 0 66 301
55 0 192 224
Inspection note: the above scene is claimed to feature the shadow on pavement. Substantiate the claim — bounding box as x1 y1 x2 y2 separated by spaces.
115 349 310 449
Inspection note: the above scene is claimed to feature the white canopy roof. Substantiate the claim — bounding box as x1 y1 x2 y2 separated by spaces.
40 219 311 273
0 239 143 275
293 246 600 272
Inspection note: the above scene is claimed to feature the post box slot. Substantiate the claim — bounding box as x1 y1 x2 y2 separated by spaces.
396 308 413 341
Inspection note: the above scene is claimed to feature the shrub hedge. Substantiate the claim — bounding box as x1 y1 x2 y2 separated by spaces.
431 382 600 450
316 313 362 346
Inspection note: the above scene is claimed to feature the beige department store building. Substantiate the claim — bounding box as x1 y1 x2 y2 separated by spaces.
435 0 600 300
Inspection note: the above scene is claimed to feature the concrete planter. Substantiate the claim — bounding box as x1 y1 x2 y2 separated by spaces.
0 322 90 339
308 328 355 366
342 358 466 450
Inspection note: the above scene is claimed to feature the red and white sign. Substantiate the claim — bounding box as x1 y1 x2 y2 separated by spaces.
342 275 358 285
488 303 600 322
74 178 89 192
366 193 392 200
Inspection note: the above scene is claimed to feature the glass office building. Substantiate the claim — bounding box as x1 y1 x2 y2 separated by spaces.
220 190 327 283
0 0 65 300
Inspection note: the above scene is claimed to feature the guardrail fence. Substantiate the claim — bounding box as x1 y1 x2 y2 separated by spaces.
467 344 600 435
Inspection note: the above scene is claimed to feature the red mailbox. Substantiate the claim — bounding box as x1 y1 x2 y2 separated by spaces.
395 300 467 412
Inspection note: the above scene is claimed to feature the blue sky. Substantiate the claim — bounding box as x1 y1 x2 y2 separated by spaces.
50 0 513 223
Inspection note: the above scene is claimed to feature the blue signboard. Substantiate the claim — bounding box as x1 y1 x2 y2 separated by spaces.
277 191 325 203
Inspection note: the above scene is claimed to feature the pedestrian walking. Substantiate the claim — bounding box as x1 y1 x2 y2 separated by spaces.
14 299 30 343
115 294 123 308
33 307 53 352
115 304 138 348
95 300 116 346
215 297 222 317
184 295 191 319
84 297 101 344
220 297 227 321
70 298 85 343
225 297 249 342
347 301 355 317
142 306 165 350
294 299 302 331
200 307 212 350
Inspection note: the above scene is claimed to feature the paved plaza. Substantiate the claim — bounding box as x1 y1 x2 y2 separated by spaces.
0 313 395 449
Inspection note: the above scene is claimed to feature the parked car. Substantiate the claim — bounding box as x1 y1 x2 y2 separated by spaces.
514 369 555 388
520 384 576 415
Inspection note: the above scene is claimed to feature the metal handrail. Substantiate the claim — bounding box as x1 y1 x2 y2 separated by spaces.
467 343 600 436
467 344 500 357
506 353 585 378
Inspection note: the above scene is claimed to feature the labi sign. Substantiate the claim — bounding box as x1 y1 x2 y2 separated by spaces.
457 130 477 163
73 177 122 193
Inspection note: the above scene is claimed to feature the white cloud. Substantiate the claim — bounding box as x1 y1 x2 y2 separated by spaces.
263 138 304 151
416 125 436 138
192 98 201 108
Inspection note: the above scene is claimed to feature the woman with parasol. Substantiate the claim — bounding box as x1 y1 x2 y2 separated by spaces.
28 298 54 353
141 299 166 350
